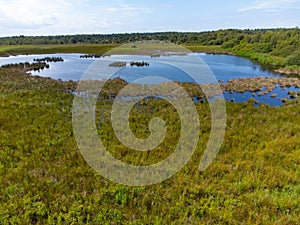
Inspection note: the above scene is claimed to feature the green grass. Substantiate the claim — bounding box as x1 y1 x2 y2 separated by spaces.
0 44 119 57
233 50 285 68
0 44 227 57
0 67 300 224
184 45 227 53
231 50 300 75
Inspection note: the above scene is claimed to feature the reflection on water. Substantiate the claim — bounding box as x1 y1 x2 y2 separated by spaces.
196 53 283 81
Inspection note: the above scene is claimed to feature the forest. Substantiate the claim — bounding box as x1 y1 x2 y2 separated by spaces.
0 28 299 49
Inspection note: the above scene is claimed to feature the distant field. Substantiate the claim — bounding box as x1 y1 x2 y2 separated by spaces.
0 44 119 57
184 45 228 53
0 44 226 56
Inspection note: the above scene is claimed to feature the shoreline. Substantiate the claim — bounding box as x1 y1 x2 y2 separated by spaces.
1 44 299 77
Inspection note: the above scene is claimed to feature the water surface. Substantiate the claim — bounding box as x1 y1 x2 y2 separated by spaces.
0 53 297 106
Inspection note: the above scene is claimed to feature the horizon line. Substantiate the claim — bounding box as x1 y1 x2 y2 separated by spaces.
0 27 299 39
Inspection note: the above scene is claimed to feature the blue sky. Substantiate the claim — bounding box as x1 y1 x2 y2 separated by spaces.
0 0 299 37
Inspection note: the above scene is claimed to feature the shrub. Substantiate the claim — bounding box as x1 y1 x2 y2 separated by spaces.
286 51 300 66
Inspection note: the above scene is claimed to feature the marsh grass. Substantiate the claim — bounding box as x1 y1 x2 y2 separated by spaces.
0 67 300 224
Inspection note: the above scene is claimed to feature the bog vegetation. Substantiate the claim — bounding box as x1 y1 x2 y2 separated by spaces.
0 60 300 224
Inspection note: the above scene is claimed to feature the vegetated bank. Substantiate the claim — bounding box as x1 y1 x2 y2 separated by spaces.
0 64 300 224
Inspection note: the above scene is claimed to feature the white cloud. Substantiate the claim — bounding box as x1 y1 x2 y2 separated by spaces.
0 0 152 36
0 0 72 35
239 0 298 12
0 0 298 36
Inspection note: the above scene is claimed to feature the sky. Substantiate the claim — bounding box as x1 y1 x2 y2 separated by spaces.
0 0 299 37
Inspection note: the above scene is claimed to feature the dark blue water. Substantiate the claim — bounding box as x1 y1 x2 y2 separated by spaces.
0 53 298 106
196 53 282 81
224 85 299 107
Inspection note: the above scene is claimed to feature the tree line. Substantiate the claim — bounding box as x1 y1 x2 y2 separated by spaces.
0 28 299 66
0 28 299 48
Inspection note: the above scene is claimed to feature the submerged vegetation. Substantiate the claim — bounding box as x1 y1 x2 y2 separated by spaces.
0 64 300 224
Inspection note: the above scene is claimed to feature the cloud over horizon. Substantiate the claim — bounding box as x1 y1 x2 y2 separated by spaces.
239 0 298 12
0 0 299 37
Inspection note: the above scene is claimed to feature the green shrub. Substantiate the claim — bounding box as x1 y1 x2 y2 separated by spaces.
286 51 300 66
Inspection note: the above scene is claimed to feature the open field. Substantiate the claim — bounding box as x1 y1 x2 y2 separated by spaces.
0 44 224 56
184 45 234 55
0 44 119 57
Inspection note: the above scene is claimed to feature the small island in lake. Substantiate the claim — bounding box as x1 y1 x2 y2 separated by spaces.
109 61 127 67
130 61 150 67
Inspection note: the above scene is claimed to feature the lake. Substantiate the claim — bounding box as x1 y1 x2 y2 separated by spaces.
0 53 298 106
